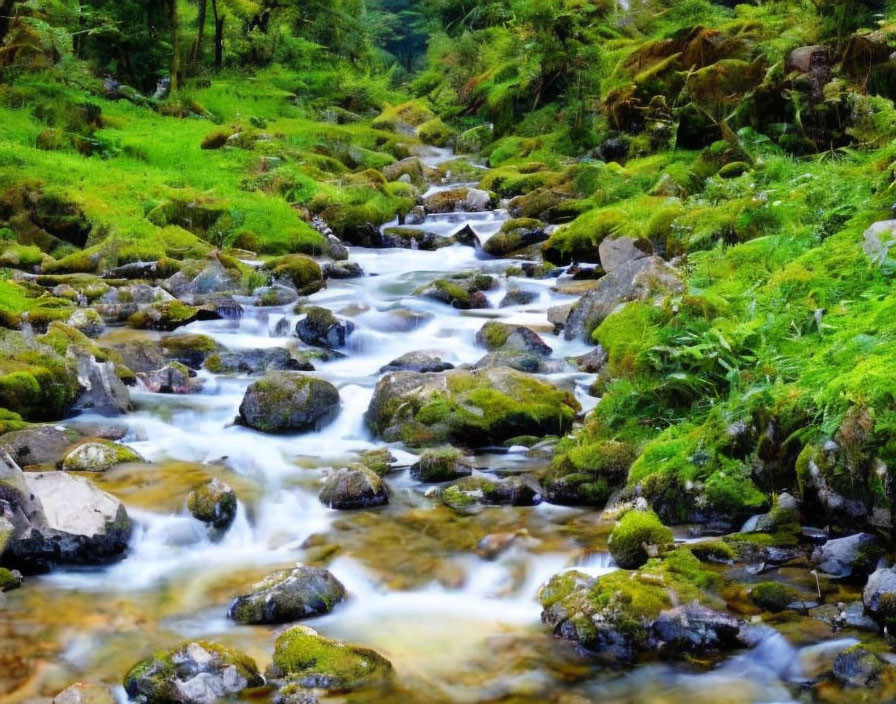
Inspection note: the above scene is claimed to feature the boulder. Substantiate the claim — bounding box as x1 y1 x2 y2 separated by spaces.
6 470 131 568
0 425 81 468
415 273 495 309
66 308 105 338
160 334 222 369
410 447 473 483
322 261 364 279
367 367 580 446
295 307 355 349
319 467 388 510
812 533 883 580
482 219 547 257
228 566 346 624
138 363 202 394
648 604 742 654
472 350 556 374
204 348 310 375
832 647 884 688
563 256 683 341
598 236 652 274
124 641 263 704
238 373 340 434
379 352 454 374
609 509 674 569
499 290 538 307
62 440 143 472
863 567 896 627
68 348 131 414
116 340 167 373
475 321 552 356
164 258 242 300
379 227 455 251
267 626 392 691
262 255 324 296
423 188 494 214
187 478 237 530
440 475 541 510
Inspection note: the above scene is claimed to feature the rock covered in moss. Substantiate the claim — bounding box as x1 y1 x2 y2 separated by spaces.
356 448 397 476
62 440 143 472
204 348 310 375
160 334 222 369
455 124 493 154
379 351 453 374
863 567 896 630
410 447 474 483
440 475 541 509
543 440 635 506
832 646 885 688
228 565 345 624
319 467 388 510
124 641 264 704
609 509 674 569
295 307 355 349
415 272 495 309
482 219 547 257
238 372 340 434
138 363 202 394
811 532 883 580
66 308 105 338
539 550 740 663
423 188 495 214
475 321 552 356
379 227 453 251
368 367 580 447
748 581 801 612
0 567 22 591
126 301 203 331
268 625 392 692
416 117 455 147
187 478 237 530
263 255 324 296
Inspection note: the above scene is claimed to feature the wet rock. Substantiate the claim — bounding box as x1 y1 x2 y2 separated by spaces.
472 350 554 373
229 566 346 624
165 258 242 299
160 334 222 369
116 340 167 373
862 567 896 626
7 470 131 568
379 351 454 374
126 301 205 332
272 684 319 704
476 529 531 559
319 467 388 510
62 440 143 472
205 348 311 375
138 363 202 394
124 641 264 704
811 532 883 580
368 367 580 446
382 157 434 186
415 272 495 309
66 308 105 338
563 256 683 341
187 478 237 530
379 227 454 250
832 646 883 688
648 604 742 655
256 286 300 307
295 307 355 349
598 236 653 274
53 683 116 704
238 372 340 434
423 187 494 214
263 255 325 296
267 625 392 691
475 321 552 356
482 219 548 257
410 447 474 483
499 289 538 307
573 346 608 373
440 475 541 510
322 261 364 279
68 348 131 415
0 425 81 468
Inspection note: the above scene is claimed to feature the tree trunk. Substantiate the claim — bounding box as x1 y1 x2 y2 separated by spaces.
211 0 224 70
0 0 15 47
191 0 207 67
169 0 180 90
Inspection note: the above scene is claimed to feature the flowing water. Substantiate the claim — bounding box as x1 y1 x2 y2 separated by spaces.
0 150 866 703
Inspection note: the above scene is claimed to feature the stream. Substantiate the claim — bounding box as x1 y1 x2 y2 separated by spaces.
0 149 859 704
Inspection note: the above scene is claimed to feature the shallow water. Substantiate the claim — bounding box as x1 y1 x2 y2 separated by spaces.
0 161 862 704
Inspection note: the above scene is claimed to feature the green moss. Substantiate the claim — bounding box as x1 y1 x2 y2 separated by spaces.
609 509 674 569
127 301 200 331
262 254 324 295
689 540 736 562
270 626 393 691
417 118 455 147
749 581 799 612
545 440 635 506
0 568 22 592
0 331 80 421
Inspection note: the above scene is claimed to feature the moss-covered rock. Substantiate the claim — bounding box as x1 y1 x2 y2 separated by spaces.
187 478 237 530
229 566 345 624
61 440 143 472
262 255 324 296
0 330 81 421
440 475 541 510
238 372 340 434
126 301 201 332
609 509 674 569
417 118 455 147
268 625 393 692
409 447 473 483
160 334 222 369
482 218 548 257
295 306 355 349
367 367 580 447
123 641 263 704
475 321 552 355
318 466 388 510
544 440 635 506
0 568 23 592
455 124 494 154
415 272 495 309
748 581 800 612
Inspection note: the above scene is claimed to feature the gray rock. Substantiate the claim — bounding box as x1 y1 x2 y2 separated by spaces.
472 350 554 373
812 533 883 579
68 348 131 415
238 372 340 434
62 441 143 472
322 261 364 279
228 566 346 624
165 258 241 299
187 478 237 530
116 340 167 373
863 220 896 267
574 346 608 373
379 351 454 374
138 364 202 394
649 604 742 655
295 307 354 349
124 641 264 704
863 567 896 620
0 425 81 468
475 321 552 356
440 475 541 509
66 308 106 338
499 290 538 307
832 647 883 688
319 467 388 510
598 236 652 274
53 683 116 704
207 348 311 375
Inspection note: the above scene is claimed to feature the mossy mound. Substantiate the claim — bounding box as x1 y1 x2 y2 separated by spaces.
482 218 548 257
440 475 541 510
367 367 580 447
417 118 455 147
749 581 800 612
126 301 201 331
410 447 473 483
262 255 324 296
609 509 674 569
0 330 81 421
415 272 495 309
544 440 635 506
268 626 393 692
